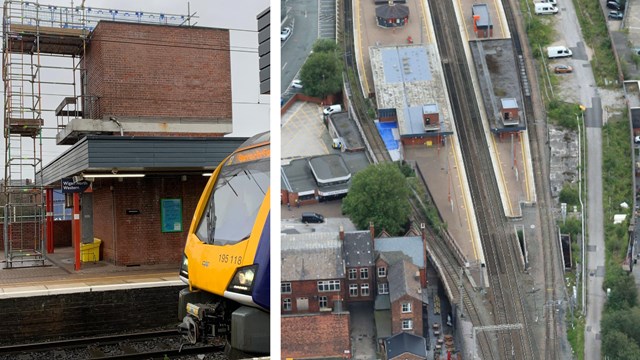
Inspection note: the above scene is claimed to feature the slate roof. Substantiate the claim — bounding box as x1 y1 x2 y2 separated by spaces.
281 232 344 281
344 230 374 267
385 332 427 359
388 259 422 303
375 236 425 267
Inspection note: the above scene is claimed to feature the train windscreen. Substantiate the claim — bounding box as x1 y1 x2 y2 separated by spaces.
195 144 270 246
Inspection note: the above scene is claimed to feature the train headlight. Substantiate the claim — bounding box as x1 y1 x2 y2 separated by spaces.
179 254 189 283
227 265 258 295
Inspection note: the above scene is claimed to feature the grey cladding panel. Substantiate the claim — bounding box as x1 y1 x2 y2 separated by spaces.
258 39 270 58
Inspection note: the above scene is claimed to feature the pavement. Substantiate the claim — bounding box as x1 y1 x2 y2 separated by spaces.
0 247 180 297
348 302 378 360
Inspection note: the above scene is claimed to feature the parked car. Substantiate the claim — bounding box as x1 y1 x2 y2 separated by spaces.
606 1 623 11
635 135 640 144
608 10 624 19
554 64 573 74
301 212 324 224
291 79 303 89
281 27 292 41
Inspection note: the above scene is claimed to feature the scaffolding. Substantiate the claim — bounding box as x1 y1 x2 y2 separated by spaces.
1 1 194 268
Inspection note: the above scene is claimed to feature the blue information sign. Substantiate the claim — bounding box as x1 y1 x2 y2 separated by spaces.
161 198 182 233
61 177 91 193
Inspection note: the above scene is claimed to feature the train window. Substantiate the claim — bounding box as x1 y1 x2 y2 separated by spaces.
195 145 270 246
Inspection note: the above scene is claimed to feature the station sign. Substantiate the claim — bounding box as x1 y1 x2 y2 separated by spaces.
61 177 91 193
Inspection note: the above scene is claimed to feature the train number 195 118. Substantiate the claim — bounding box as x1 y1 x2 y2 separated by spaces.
218 254 242 265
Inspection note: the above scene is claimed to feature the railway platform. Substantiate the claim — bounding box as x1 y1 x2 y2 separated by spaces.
0 247 181 299
453 0 537 218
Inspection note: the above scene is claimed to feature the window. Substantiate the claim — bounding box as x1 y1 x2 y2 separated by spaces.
378 282 389 294
318 280 341 292
402 302 412 313
283 298 291 311
281 282 291 294
348 268 357 280
402 319 413 330
360 268 369 279
361 283 370 296
350 284 358 297
319 296 328 308
378 266 387 277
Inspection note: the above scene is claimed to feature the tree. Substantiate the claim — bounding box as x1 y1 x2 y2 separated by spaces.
602 329 640 359
300 42 343 99
603 266 638 311
312 39 339 54
342 163 411 236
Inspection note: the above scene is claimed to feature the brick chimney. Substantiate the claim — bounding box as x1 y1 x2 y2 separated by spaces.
369 222 375 240
339 226 345 241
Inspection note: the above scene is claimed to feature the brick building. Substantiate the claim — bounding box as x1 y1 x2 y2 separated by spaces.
343 228 375 302
38 20 251 266
281 232 346 314
389 260 424 336
373 227 429 346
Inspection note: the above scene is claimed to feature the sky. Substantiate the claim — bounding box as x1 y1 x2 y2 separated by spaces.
1 0 270 176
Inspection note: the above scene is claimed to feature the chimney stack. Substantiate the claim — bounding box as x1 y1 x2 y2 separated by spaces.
369 222 375 240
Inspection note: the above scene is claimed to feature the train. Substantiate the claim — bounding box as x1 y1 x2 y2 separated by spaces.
178 131 270 355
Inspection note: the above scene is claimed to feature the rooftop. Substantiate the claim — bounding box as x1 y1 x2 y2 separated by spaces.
375 236 425 268
343 231 374 267
385 332 428 359
370 45 453 138
388 259 422 303
281 232 345 281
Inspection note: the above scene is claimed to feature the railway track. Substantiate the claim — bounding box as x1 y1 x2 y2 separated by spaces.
0 330 224 359
341 0 392 163
501 0 561 357
427 0 536 358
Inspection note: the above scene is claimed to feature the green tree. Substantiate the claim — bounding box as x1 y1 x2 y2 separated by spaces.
602 329 640 359
601 308 640 346
342 163 411 236
559 185 579 207
300 43 343 99
312 38 338 54
603 266 638 311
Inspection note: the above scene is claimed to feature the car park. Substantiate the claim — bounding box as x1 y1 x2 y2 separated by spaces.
554 64 573 73
608 10 624 19
281 27 292 41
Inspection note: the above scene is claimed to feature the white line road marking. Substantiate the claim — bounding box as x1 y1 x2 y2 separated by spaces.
282 62 288 70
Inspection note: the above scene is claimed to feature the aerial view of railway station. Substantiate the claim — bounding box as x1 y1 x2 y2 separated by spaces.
280 0 640 358
0 0 270 358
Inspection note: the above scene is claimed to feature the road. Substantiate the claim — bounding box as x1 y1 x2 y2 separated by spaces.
548 0 605 357
281 0 318 95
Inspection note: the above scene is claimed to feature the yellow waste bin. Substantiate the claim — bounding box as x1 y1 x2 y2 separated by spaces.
80 238 101 263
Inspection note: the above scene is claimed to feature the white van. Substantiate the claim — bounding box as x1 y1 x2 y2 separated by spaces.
547 46 573 59
323 104 342 115
542 0 557 5
535 2 558 14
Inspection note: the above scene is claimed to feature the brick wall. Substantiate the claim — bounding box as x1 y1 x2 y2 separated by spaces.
376 258 389 294
0 285 183 345
91 175 208 266
282 279 345 314
391 294 423 336
345 265 374 302
84 22 231 122
0 222 39 250
281 313 351 359
0 221 71 249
